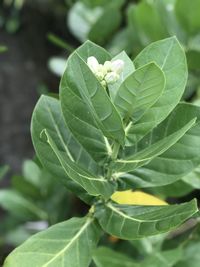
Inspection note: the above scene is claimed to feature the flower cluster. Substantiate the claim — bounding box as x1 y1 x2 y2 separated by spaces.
87 56 124 87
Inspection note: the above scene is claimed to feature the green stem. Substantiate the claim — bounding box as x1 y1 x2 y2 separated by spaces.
106 142 120 180
111 142 120 160
47 33 74 53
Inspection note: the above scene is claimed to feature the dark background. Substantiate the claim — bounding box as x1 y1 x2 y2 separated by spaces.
0 2 78 176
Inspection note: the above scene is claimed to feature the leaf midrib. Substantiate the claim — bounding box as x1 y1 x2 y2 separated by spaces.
106 202 194 223
42 218 93 267
44 98 74 162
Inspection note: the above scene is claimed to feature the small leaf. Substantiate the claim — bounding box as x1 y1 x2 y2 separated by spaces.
95 199 198 239
114 62 165 124
4 217 101 267
111 190 167 206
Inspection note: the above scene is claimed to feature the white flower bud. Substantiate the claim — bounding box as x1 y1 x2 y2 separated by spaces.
95 71 104 81
104 61 112 72
111 59 124 74
96 64 107 76
100 80 107 87
87 56 99 73
104 72 120 84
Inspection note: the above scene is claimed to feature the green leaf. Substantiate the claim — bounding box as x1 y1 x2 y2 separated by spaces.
128 1 168 46
93 246 138 267
107 28 133 56
4 216 100 267
151 180 193 198
130 233 166 256
76 40 111 63
140 247 182 267
155 0 186 43
124 103 200 188
175 0 200 35
11 175 42 200
182 165 200 189
88 5 122 45
0 46 7 53
23 160 41 188
112 115 195 172
31 95 98 203
127 37 187 144
0 190 47 220
93 245 182 267
0 165 9 181
68 1 123 45
109 51 135 100
175 241 200 267
60 52 125 147
43 129 115 199
186 50 200 70
68 2 103 42
95 199 198 239
114 62 165 124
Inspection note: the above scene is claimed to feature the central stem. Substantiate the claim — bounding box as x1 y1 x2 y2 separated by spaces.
106 142 120 180
111 142 120 160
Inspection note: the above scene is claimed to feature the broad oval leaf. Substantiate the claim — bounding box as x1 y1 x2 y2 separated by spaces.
114 62 165 124
60 52 125 146
95 199 198 240
122 103 200 188
127 37 187 144
112 116 195 172
4 216 100 267
31 95 99 203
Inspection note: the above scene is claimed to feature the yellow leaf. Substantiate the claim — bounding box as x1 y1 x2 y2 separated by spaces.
111 190 168 206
